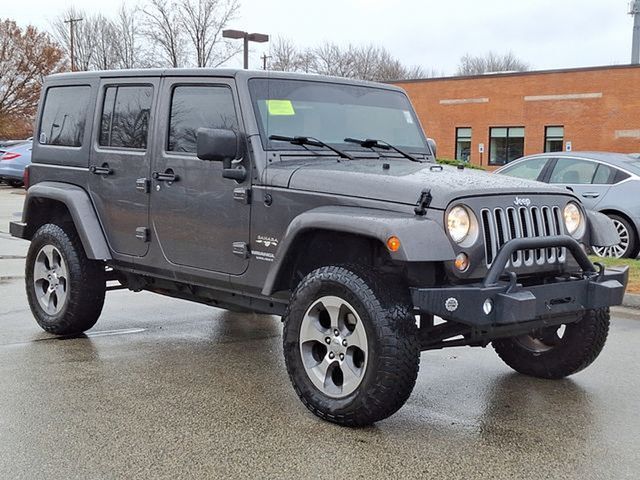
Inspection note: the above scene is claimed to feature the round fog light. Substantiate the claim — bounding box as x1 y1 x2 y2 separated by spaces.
454 253 470 272
483 298 493 315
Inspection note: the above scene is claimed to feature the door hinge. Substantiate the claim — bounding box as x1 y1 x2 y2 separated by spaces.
233 187 252 204
232 242 250 258
136 178 150 193
136 227 150 242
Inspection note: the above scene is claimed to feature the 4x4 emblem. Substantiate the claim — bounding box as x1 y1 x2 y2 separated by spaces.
513 197 531 207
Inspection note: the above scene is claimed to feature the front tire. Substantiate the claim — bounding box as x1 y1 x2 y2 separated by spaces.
26 223 106 335
283 265 420 426
492 308 610 379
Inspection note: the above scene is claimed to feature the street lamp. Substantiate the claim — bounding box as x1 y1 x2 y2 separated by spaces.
222 29 269 69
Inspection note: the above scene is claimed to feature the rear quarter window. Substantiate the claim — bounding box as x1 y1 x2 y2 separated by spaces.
39 86 91 147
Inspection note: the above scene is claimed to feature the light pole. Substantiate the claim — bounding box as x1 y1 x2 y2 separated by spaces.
222 29 269 69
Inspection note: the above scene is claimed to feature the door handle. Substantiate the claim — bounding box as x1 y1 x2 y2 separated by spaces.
90 164 112 176
581 192 600 198
152 169 179 183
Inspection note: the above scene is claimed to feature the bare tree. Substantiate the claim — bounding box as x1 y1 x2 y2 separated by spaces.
141 0 186 67
178 0 241 67
310 42 356 78
269 37 302 72
269 39 428 82
114 4 139 69
92 14 119 70
457 51 529 76
51 7 96 71
0 20 65 138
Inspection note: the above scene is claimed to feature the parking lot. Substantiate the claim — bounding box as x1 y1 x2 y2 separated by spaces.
1 184 639 479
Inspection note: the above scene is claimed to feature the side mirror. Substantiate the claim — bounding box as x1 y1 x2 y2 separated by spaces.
196 128 238 166
196 128 246 182
427 138 437 158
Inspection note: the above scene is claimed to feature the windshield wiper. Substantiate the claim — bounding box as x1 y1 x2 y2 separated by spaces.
269 135 354 160
344 137 421 163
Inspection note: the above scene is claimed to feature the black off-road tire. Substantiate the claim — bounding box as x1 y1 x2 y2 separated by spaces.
492 308 610 379
26 223 106 335
283 265 420 426
9 180 23 188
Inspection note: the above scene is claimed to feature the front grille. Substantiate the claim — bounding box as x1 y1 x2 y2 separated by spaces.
481 206 566 268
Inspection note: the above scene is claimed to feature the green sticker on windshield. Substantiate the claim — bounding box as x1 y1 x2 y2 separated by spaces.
267 99 295 116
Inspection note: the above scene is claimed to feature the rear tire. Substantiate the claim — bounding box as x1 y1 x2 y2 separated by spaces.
9 180 23 188
283 265 420 426
492 308 609 379
25 223 106 335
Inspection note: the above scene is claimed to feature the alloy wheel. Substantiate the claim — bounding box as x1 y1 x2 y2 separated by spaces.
592 219 630 258
33 245 68 315
515 324 567 353
299 296 368 398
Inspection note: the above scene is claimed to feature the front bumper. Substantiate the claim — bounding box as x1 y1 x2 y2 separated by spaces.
411 236 629 326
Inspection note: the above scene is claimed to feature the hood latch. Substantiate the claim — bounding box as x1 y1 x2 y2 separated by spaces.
414 189 432 216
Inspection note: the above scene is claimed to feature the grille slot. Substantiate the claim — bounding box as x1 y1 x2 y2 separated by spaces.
481 205 566 268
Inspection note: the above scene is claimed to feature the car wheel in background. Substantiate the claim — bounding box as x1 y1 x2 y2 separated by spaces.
8 180 23 188
592 214 638 258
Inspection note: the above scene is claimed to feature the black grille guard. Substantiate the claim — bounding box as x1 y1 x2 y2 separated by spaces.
411 235 629 327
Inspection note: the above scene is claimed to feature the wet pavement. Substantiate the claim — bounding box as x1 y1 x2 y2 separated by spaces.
1 184 640 479
0 275 639 479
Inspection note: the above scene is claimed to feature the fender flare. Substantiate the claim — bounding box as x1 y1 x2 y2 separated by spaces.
262 206 454 295
22 182 111 260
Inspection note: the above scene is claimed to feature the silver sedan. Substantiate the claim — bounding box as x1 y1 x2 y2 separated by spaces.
495 152 640 258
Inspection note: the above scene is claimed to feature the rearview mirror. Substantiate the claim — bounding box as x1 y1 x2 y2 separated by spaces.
196 128 238 167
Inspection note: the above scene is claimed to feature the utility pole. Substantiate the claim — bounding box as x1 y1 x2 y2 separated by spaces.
64 17 83 72
630 1 640 64
261 53 271 70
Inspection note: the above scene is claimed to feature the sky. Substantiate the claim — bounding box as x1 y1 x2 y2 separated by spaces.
4 0 636 75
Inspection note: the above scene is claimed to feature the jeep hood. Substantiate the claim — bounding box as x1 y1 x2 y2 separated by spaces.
277 159 571 209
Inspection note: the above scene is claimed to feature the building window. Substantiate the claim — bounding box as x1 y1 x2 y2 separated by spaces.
489 127 524 166
544 126 564 152
455 127 472 162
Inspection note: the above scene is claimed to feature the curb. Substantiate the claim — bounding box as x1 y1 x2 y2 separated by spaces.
622 293 640 309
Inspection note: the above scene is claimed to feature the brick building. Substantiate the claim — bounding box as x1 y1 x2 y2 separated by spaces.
394 64 640 169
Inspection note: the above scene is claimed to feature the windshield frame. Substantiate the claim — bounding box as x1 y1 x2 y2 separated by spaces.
248 77 429 156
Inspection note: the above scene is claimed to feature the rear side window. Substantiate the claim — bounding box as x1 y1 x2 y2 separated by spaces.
592 163 615 184
168 85 238 154
39 86 91 147
99 85 153 149
549 158 597 184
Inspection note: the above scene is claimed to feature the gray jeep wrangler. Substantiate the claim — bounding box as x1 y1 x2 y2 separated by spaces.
11 69 628 426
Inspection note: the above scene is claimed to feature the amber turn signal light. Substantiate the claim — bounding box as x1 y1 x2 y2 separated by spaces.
386 236 401 252
454 253 470 271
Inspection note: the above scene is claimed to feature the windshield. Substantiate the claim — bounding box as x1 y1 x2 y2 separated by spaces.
248 78 428 154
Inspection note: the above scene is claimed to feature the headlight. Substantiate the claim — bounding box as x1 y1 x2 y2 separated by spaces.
447 205 472 243
563 202 583 237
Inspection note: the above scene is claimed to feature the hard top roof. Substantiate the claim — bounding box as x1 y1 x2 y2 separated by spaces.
46 68 404 92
